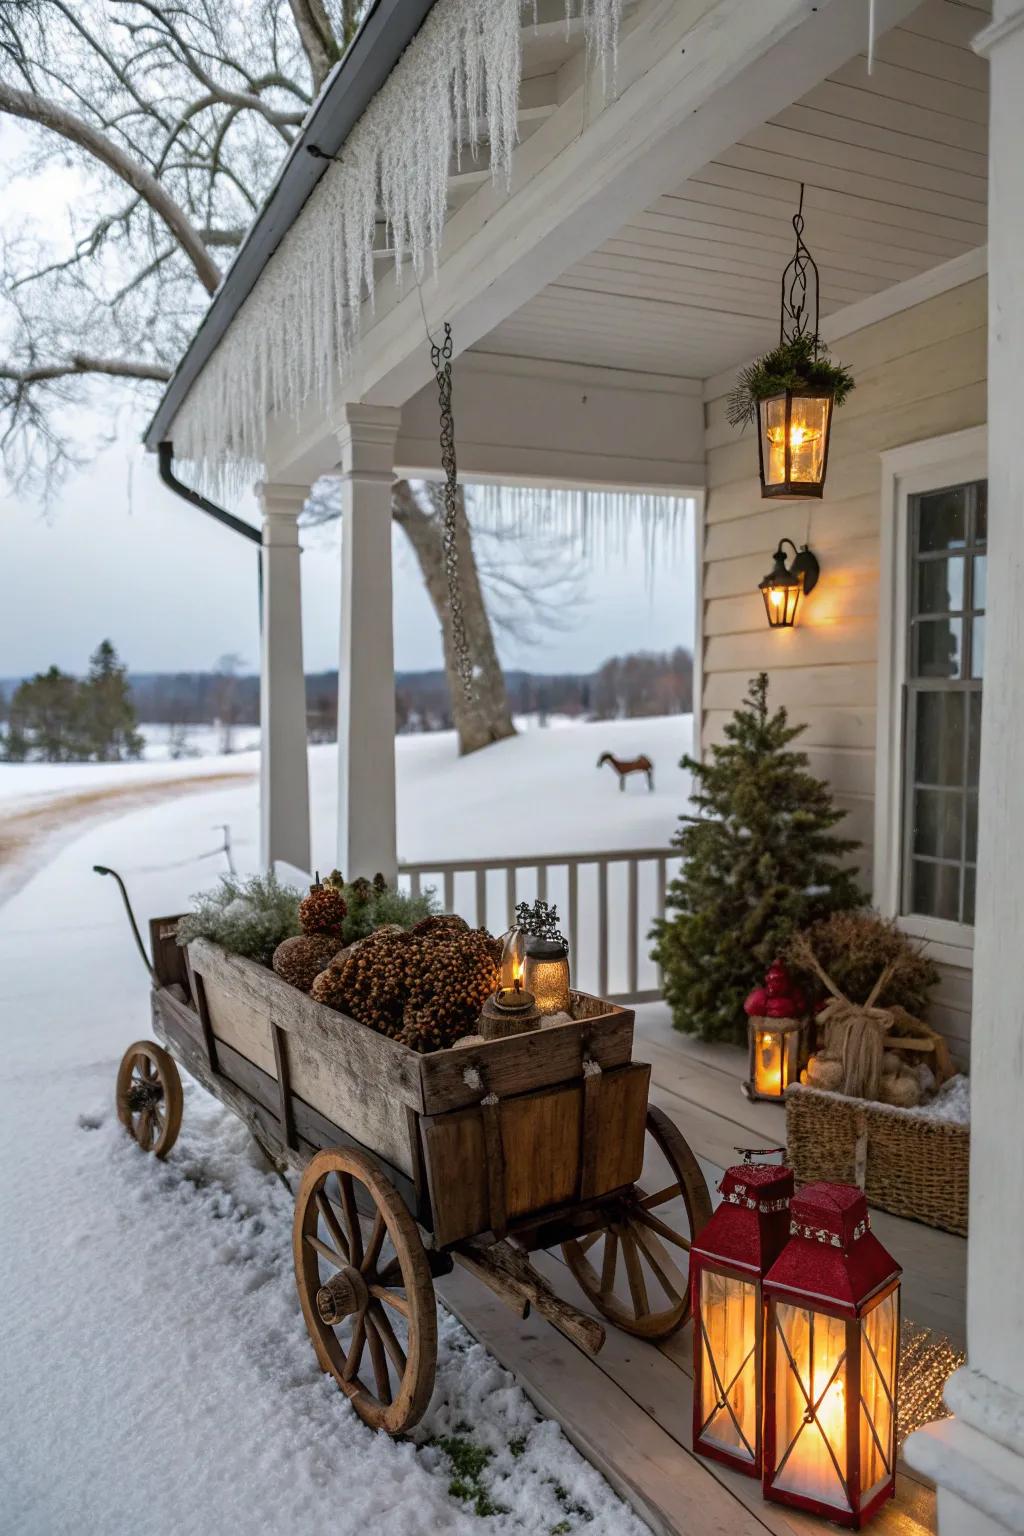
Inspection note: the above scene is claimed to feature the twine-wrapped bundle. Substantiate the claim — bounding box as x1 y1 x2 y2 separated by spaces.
791 935 952 1105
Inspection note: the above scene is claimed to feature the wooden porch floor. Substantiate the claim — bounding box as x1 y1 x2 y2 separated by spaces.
437 1004 967 1536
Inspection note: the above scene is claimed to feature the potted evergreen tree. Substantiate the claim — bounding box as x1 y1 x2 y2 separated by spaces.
651 674 863 1042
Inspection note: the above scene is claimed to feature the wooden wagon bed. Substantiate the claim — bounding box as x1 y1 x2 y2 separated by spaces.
115 914 712 1434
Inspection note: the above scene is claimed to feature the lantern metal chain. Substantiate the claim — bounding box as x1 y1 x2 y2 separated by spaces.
779 182 820 352
431 321 474 699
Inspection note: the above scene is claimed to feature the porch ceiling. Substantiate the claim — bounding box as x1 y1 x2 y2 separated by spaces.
474 0 990 382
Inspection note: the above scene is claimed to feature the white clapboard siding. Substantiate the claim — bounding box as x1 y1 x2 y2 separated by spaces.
701 276 986 1065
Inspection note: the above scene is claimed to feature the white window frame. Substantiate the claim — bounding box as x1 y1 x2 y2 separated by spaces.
875 424 987 962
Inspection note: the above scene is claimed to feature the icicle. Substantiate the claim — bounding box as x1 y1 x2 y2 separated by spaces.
171 0 623 495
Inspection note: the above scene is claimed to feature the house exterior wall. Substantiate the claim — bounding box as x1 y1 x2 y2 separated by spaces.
700 276 987 1065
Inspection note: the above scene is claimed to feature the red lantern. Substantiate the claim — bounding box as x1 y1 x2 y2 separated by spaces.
763 1183 901 1528
691 1159 794 1476
743 961 807 1102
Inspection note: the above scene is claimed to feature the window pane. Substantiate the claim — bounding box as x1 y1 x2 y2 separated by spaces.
968 692 982 785
912 860 961 921
972 555 987 611
913 789 963 860
966 792 978 863
974 482 987 543
971 617 985 679
915 692 965 786
918 487 967 552
964 867 976 926
914 618 962 678
916 557 963 615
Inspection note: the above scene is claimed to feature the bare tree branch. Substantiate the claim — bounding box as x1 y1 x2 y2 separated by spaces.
0 79 221 293
287 0 342 91
0 356 172 384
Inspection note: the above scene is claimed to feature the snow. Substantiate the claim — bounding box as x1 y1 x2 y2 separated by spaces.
0 716 688 1534
915 1073 970 1125
0 748 259 808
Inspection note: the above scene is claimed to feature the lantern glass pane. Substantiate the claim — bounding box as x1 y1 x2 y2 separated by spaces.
523 954 571 1016
860 1292 897 1502
761 395 829 487
773 1304 851 1512
499 928 526 992
752 1025 800 1097
699 1271 759 1462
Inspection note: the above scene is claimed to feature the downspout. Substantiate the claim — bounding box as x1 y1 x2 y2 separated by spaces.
157 440 263 622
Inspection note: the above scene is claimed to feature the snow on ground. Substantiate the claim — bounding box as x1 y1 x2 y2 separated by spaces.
0 746 259 808
0 718 693 1535
141 721 262 759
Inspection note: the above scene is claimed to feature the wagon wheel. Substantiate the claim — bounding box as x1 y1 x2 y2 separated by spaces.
293 1148 438 1434
562 1105 712 1339
115 1040 182 1159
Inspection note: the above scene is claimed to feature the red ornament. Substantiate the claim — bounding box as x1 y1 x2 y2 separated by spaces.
744 960 807 1019
763 1183 902 1528
690 1160 794 1477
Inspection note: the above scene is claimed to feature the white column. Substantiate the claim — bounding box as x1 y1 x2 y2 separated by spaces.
904 7 1024 1532
335 404 400 885
256 482 311 875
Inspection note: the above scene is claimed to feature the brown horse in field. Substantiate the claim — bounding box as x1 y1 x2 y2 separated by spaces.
597 752 654 792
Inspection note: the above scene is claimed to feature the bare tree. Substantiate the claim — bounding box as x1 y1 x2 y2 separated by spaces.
211 650 245 753
0 0 363 486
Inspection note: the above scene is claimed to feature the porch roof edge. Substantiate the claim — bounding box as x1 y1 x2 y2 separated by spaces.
142 0 437 455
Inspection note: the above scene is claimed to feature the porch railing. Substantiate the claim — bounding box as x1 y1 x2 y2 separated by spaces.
397 846 681 1004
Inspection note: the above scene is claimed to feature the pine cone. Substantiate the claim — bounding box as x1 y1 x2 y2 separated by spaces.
299 877 348 936
273 933 344 992
312 921 499 1052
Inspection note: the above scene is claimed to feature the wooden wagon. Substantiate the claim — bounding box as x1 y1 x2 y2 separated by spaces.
114 905 712 1434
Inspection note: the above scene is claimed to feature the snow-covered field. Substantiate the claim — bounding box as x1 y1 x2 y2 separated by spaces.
0 715 693 1536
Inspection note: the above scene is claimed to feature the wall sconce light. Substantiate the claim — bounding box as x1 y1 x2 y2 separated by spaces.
759 539 820 629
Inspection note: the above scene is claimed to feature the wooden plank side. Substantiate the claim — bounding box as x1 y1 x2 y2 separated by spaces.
203 973 277 1076
418 997 634 1113
422 1064 649 1248
149 917 191 991
186 938 423 1107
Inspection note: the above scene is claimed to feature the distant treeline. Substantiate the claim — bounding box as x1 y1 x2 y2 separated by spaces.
1 641 143 763
1 648 692 745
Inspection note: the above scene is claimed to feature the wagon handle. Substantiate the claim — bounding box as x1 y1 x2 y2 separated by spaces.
93 865 156 983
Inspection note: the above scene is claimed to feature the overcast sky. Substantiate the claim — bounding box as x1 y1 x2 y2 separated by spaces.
1 441 696 677
0 117 696 683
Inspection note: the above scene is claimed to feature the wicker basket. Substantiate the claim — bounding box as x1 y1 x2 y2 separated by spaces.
784 1083 969 1237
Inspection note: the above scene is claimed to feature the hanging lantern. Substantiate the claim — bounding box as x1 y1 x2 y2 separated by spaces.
743 962 808 1100
691 1157 794 1477
728 185 853 500
758 540 820 630
758 391 834 499
523 935 571 1015
763 1183 901 1528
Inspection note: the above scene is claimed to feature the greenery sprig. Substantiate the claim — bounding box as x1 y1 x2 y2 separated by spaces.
727 333 855 428
515 899 566 948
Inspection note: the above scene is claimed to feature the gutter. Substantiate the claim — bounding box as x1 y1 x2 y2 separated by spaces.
157 442 261 544
143 0 438 454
